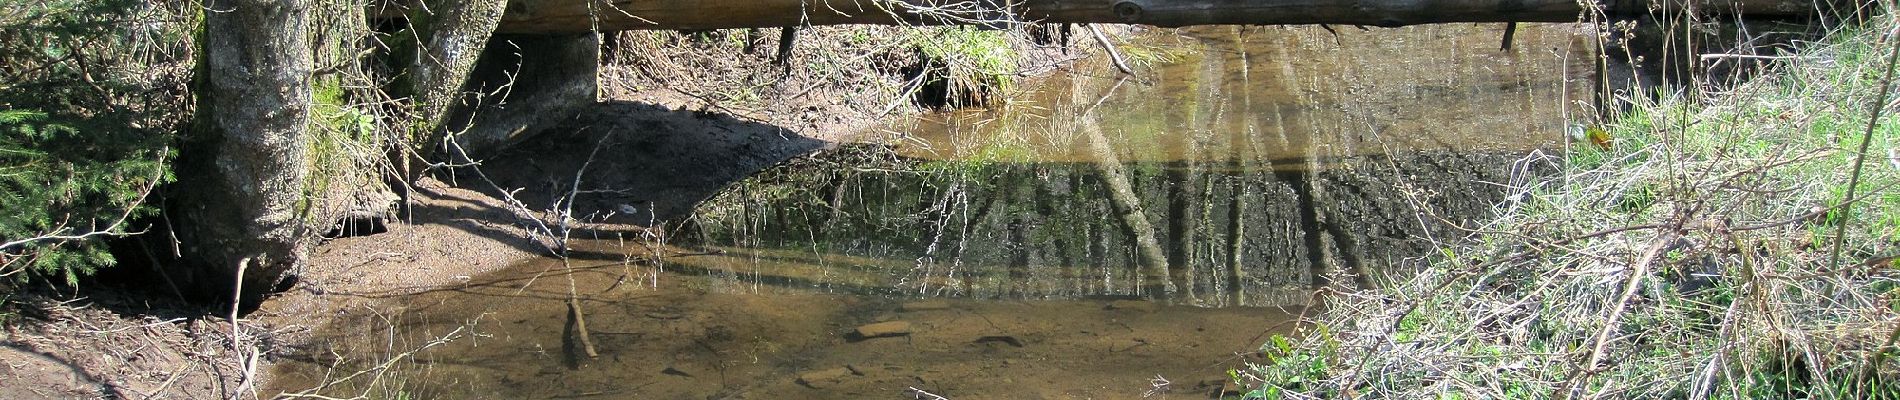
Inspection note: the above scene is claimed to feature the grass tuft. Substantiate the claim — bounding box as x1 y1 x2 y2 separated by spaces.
908 26 1021 107
1240 16 1900 400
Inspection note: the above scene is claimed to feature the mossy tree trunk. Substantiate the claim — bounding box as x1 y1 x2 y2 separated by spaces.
171 0 314 302
167 0 525 302
397 0 598 159
403 0 509 152
444 33 600 156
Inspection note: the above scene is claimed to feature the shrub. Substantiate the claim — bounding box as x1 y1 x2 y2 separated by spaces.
0 0 187 284
1240 17 1900 399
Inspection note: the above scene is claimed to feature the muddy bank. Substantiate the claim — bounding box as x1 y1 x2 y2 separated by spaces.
252 100 837 351
1 294 251 399
598 26 1095 143
475 101 828 226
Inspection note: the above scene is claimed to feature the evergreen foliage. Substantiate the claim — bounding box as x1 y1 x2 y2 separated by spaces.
0 0 187 284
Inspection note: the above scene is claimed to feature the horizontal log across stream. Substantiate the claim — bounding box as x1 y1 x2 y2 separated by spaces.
496 0 1835 34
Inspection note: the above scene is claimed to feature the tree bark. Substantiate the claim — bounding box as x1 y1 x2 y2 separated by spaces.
406 0 510 149
172 0 314 302
496 0 1828 33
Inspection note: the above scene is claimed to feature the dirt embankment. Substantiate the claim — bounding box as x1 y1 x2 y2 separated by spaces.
1 295 251 399
1 25 1104 398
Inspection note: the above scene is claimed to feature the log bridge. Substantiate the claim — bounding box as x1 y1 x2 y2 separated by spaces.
495 0 1832 33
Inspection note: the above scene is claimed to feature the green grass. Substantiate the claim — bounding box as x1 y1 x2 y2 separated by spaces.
902 26 1023 108
1237 17 1900 400
302 78 385 221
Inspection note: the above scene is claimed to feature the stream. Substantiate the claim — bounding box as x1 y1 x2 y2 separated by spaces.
268 24 1592 399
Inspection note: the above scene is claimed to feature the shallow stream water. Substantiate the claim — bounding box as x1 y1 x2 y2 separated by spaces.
270 24 1591 399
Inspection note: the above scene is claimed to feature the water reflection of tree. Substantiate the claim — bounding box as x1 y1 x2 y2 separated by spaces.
684 27 1551 306
686 143 1513 306
1224 26 1256 307
1078 116 1172 297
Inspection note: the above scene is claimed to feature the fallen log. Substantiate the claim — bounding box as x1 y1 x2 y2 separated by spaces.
496 0 1838 34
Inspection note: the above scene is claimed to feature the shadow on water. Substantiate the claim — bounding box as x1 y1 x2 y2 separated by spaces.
461 99 829 227
269 24 1593 399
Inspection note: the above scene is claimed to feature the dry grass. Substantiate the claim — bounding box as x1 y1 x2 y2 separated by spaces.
1241 14 1900 400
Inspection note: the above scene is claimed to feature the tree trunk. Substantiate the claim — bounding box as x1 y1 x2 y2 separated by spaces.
172 0 314 303
405 0 510 150
496 0 1829 33
443 33 600 157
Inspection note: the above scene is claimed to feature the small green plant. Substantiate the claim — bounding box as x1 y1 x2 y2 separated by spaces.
1243 333 1339 397
909 27 1020 107
302 77 386 224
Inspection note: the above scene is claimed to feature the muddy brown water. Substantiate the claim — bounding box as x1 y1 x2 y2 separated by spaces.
269 25 1591 399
